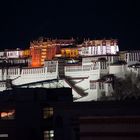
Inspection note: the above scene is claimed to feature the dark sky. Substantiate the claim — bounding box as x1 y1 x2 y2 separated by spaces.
0 0 140 50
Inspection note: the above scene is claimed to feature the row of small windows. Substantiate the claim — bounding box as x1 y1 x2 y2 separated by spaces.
65 66 82 72
22 68 46 74
106 56 113 62
6 52 19 57
82 46 113 55
7 69 19 75
90 82 104 90
66 65 92 72
3 68 46 75
8 59 28 64
100 62 107 69
128 53 140 61
91 47 98 55
62 51 78 56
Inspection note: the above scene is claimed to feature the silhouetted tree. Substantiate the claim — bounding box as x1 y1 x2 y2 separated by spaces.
111 73 140 100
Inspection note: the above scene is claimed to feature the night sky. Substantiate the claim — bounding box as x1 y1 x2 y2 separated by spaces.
0 0 140 50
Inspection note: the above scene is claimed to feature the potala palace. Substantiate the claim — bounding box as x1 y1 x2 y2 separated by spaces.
0 38 140 101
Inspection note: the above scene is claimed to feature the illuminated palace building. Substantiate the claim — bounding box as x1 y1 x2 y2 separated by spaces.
0 38 140 101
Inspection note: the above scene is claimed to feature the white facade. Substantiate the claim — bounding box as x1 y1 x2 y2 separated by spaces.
120 51 140 65
64 57 113 101
0 60 58 87
0 57 118 101
79 40 119 56
5 50 21 58
2 39 140 101
109 64 127 78
0 56 135 101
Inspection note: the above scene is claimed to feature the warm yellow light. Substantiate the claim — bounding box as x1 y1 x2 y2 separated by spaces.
1 112 7 118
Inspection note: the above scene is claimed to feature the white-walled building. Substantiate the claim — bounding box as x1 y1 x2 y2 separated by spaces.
78 39 119 56
109 61 127 78
119 50 140 65
1 39 140 101
5 49 22 58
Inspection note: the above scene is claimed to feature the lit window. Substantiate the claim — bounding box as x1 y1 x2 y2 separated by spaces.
44 130 54 140
43 107 53 119
0 109 15 120
0 134 8 138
